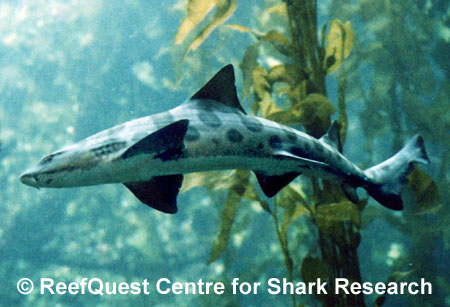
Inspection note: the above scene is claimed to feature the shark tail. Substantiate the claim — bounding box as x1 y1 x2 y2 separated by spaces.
363 135 430 210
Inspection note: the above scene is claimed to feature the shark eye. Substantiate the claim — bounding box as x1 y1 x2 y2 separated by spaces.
45 155 54 162
40 155 54 164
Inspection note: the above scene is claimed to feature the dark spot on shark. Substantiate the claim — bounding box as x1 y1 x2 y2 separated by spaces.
249 142 265 156
185 126 200 142
289 146 303 156
45 178 53 184
241 116 263 132
212 138 220 146
269 135 282 149
285 131 297 142
303 142 311 151
314 141 324 152
227 129 244 143
163 112 175 123
381 164 391 171
198 111 221 128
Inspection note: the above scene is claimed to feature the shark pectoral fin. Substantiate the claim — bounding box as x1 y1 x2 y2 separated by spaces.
341 183 360 204
121 119 189 160
320 120 342 152
273 150 328 167
124 174 183 214
254 171 301 198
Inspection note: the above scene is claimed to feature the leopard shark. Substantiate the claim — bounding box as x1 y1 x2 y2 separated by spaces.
20 65 430 213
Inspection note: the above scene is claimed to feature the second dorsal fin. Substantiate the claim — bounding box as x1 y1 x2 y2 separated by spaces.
320 120 342 153
190 65 246 114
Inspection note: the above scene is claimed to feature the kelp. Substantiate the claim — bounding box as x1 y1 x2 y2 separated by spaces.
206 170 250 264
407 166 441 215
175 1 217 45
182 170 235 193
176 0 442 306
272 185 310 307
183 170 258 264
231 28 294 99
325 20 354 74
175 0 237 70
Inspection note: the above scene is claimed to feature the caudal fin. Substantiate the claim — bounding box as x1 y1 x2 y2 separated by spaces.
364 135 430 210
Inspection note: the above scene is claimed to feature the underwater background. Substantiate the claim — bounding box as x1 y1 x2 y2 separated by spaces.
0 0 448 306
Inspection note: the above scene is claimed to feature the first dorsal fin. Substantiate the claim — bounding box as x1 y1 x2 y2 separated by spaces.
190 64 246 114
320 120 342 152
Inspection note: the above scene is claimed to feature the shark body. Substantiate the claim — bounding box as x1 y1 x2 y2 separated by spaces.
20 65 429 213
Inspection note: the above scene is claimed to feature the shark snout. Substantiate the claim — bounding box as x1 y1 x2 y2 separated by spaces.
20 172 40 187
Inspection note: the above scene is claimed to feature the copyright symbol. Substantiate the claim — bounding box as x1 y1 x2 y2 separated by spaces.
17 278 34 295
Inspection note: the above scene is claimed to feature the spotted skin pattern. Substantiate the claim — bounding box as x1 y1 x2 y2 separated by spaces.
21 99 367 189
21 65 428 212
226 129 244 143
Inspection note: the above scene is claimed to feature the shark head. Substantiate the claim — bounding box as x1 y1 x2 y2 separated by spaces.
20 117 190 189
19 139 125 188
20 148 77 188
20 145 97 188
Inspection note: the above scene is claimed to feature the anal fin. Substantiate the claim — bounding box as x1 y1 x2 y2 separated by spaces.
124 174 183 214
254 171 301 198
341 183 360 204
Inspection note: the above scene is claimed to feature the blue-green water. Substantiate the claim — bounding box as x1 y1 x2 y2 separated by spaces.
1 0 448 306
